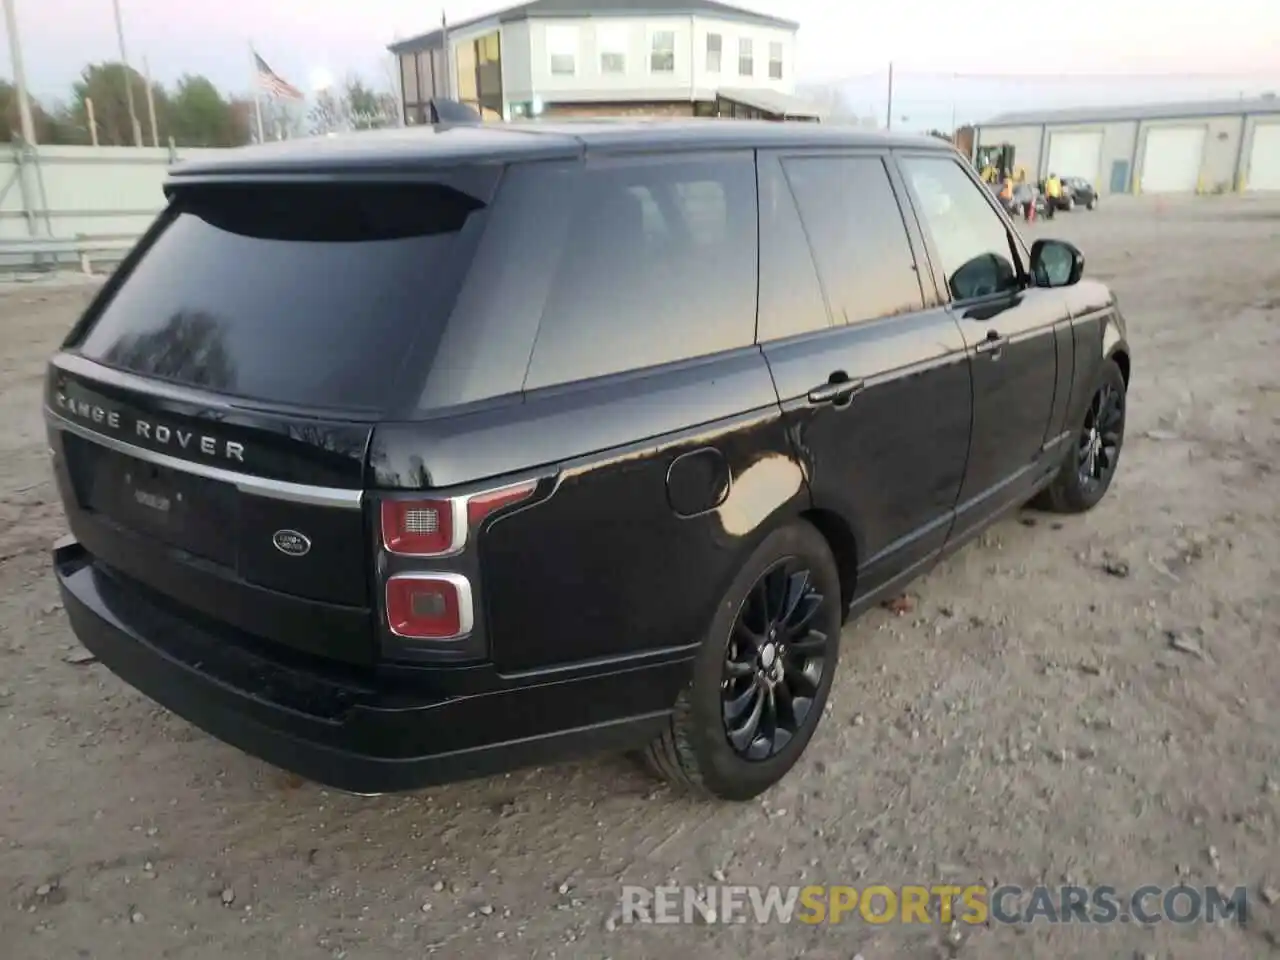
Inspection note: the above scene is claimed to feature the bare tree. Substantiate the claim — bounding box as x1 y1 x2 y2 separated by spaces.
256 97 306 141
308 74 399 135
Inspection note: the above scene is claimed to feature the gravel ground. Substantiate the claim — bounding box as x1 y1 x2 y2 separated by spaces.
1 195 1278 960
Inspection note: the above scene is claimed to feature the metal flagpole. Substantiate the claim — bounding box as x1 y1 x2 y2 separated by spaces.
111 0 144 146
250 44 266 144
886 62 894 131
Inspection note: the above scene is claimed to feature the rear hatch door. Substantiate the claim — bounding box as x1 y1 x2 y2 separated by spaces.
47 176 492 665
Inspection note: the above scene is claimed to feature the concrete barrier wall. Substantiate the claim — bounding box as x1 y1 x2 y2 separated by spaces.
0 145 231 244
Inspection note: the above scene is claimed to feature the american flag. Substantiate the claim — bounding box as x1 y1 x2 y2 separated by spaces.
254 52 304 100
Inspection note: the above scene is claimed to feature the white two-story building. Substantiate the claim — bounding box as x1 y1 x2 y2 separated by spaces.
389 0 817 124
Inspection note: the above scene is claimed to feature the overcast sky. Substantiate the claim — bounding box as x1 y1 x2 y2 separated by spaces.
7 0 1280 126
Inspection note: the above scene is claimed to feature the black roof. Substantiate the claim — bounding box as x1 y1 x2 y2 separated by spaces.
168 120 951 180
389 0 798 53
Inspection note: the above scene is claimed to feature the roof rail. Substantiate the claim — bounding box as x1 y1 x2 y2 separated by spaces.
428 99 483 125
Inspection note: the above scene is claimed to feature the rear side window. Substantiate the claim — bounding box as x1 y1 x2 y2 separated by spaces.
781 155 924 325
523 153 757 391
757 156 831 341
77 182 485 412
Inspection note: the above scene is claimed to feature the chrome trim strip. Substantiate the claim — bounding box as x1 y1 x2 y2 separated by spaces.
385 572 475 641
45 409 363 510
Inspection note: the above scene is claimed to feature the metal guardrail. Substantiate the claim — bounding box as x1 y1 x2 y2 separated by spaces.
0 235 136 275
0 136 160 274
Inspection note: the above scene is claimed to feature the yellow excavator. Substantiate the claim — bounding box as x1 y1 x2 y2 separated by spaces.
976 143 1024 184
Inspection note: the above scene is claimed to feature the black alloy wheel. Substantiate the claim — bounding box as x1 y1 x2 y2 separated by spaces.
1033 358 1127 514
1077 379 1124 495
639 521 842 800
720 558 829 761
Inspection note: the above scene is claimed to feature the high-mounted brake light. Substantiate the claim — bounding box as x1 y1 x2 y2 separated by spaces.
381 481 537 557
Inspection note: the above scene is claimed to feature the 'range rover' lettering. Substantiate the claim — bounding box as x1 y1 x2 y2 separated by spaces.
54 391 245 462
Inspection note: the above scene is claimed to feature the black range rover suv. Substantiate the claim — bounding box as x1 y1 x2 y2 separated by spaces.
46 113 1130 801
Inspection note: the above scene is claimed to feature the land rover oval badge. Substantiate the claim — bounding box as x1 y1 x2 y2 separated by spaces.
273 529 311 557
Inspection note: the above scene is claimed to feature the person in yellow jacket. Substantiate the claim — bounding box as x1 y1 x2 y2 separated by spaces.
1044 172 1063 219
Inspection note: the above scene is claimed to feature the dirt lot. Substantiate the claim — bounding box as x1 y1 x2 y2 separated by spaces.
2 196 1278 960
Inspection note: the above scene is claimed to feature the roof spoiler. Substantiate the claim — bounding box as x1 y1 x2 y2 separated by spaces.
428 98 483 125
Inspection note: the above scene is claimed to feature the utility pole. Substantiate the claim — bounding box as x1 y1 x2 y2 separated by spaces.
886 62 894 131
2 0 37 146
144 56 159 146
111 0 144 146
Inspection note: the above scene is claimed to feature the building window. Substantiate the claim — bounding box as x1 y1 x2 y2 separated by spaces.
416 50 435 101
599 24 627 74
547 25 577 76
738 38 753 77
400 53 419 120
650 30 675 73
768 41 783 79
706 33 722 72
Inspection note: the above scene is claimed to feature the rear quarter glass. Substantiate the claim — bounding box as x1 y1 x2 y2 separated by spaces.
516 151 760 392
75 180 490 413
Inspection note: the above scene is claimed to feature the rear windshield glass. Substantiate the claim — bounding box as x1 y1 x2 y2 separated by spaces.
77 182 485 411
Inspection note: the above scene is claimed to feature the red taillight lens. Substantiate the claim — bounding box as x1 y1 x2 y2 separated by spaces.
385 574 473 639
382 483 536 557
466 480 537 527
381 499 458 556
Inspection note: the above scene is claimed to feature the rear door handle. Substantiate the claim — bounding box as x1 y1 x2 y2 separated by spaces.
807 377 865 406
975 331 1009 357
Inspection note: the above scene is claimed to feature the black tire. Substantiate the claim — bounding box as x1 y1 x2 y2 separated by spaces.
1034 359 1126 514
640 521 842 801
1087 197 1096 210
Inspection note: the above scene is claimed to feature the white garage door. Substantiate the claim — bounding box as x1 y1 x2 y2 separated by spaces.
1246 123 1280 191
1046 131 1103 182
1141 127 1206 193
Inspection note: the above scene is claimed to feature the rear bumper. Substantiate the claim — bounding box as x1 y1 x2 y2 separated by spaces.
55 538 684 794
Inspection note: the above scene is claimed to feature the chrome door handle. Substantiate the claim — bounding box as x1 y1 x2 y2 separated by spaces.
975 332 1008 358
807 378 865 406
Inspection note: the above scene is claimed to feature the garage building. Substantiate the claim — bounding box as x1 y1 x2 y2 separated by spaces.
973 95 1280 196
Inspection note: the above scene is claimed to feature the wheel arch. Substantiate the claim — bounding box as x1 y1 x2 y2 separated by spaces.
1109 347 1131 388
798 507 859 620
702 495 860 636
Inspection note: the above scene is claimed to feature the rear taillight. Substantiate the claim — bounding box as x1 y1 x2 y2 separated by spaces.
380 480 539 649
386 573 473 640
380 499 464 557
466 480 537 526
381 481 537 557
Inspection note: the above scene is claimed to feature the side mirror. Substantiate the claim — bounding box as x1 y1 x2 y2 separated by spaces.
1029 239 1084 288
